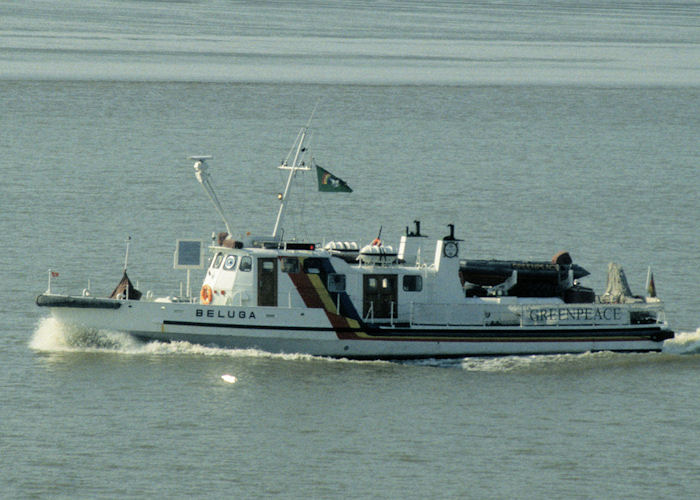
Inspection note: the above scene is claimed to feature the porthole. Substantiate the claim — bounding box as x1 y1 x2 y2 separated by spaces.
223 255 237 270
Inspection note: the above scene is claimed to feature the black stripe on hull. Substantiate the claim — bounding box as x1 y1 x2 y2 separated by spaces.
162 320 672 343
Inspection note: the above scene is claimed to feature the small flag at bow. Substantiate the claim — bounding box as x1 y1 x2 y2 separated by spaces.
316 165 352 193
51 271 59 278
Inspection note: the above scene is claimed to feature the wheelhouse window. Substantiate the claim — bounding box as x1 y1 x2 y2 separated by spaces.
223 255 237 270
239 256 252 272
403 275 422 292
212 252 224 269
281 257 299 273
328 274 346 293
303 258 322 274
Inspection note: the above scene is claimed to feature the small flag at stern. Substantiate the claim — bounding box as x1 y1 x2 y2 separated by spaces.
646 266 657 298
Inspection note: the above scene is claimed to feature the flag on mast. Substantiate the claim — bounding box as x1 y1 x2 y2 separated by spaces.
316 165 352 193
646 266 657 298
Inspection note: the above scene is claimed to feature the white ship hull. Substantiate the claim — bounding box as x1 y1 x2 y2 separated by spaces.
39 295 671 358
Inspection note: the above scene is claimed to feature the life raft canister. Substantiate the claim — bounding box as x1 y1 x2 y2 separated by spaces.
200 284 213 305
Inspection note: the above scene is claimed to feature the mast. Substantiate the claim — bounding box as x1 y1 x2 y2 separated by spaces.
272 105 318 238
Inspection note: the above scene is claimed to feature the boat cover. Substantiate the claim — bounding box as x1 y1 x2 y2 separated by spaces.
600 262 639 303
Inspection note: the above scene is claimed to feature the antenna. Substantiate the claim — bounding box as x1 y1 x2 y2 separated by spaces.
306 99 320 128
190 156 234 237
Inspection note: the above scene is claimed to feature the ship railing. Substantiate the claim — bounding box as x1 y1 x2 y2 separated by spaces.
406 301 667 328
364 302 374 322
363 301 397 327
408 302 518 327
40 269 236 305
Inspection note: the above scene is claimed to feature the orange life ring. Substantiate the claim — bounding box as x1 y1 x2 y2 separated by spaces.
371 238 381 247
200 284 213 305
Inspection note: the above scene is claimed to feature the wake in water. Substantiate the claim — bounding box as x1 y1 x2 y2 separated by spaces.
411 328 700 372
457 351 628 373
30 317 301 360
30 317 142 352
28 317 378 364
661 328 700 355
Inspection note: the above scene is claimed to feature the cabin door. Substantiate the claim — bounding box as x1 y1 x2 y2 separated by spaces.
363 274 397 320
257 258 278 307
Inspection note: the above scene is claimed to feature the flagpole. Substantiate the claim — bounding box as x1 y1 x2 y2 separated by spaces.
123 236 131 299
124 235 131 272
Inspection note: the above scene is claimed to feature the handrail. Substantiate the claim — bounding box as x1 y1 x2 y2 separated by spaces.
364 302 374 322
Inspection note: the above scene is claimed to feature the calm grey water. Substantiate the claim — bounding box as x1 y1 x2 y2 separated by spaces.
2 1 700 498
